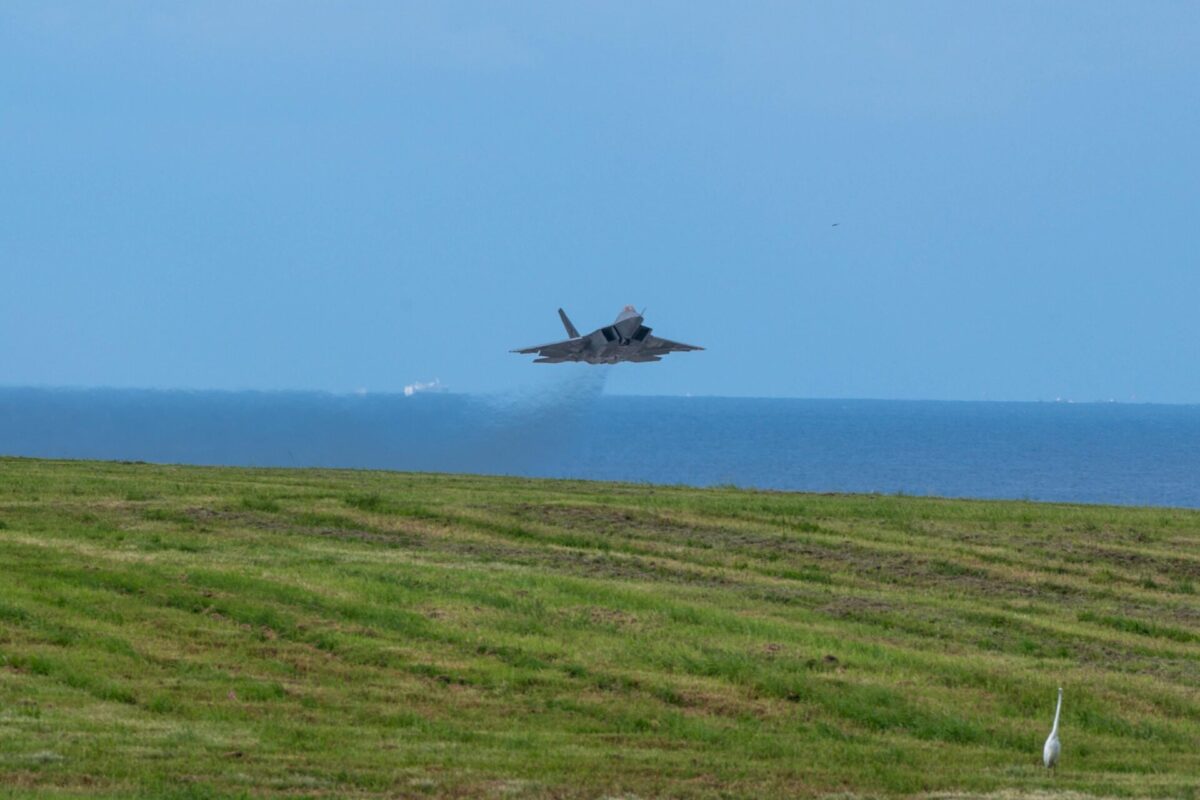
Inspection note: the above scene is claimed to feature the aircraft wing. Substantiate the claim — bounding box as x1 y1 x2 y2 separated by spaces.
510 337 586 359
642 335 704 354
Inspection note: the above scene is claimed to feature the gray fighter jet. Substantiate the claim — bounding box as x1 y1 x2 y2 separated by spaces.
512 306 704 364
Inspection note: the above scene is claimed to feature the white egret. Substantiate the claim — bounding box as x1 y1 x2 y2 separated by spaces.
1043 686 1063 770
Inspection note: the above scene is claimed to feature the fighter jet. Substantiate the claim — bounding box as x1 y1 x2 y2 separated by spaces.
512 306 703 364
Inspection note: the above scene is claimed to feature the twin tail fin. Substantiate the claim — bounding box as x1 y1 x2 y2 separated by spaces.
558 308 581 338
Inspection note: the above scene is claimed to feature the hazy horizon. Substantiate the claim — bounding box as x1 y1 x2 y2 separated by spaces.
3 381 1198 407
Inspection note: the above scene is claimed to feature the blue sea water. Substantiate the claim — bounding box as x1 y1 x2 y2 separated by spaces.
2 384 1199 508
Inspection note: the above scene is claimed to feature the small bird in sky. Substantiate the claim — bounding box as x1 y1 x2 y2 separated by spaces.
831 222 840 227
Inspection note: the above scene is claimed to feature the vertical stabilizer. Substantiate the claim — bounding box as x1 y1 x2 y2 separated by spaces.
558 308 581 338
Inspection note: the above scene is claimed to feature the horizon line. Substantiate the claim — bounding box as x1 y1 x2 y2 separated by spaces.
1 383 1195 408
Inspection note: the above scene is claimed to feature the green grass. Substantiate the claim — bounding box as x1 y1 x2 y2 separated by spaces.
1 457 1198 799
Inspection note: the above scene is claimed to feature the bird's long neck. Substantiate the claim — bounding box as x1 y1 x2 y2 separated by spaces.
1051 692 1063 735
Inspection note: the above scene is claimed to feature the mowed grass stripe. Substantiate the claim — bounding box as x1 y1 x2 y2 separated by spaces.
1 457 1198 798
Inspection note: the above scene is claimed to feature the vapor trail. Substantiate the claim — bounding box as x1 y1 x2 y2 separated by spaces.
468 366 610 474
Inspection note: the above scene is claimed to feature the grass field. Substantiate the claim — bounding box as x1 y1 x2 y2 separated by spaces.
1 457 1198 799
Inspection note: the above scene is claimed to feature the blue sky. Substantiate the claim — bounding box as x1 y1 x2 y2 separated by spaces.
2 2 1197 401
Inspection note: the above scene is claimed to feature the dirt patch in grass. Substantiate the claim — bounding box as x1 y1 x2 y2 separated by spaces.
184 506 258 524
819 596 896 620
584 606 642 627
515 503 735 544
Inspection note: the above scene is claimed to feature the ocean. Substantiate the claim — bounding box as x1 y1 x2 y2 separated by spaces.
2 383 1199 508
